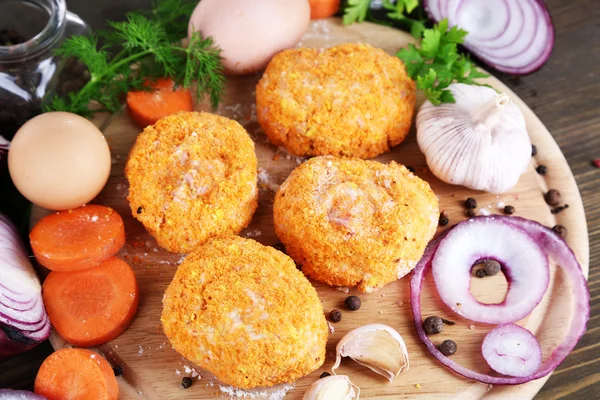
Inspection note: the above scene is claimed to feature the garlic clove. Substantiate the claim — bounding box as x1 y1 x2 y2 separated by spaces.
332 323 409 382
303 375 359 400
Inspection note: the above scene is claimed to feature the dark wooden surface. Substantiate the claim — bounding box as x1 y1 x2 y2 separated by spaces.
1 0 598 398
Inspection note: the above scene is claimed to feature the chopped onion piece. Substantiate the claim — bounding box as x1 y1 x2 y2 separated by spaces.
482 323 542 377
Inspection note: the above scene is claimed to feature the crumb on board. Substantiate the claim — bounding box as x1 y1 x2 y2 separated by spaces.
469 324 476 330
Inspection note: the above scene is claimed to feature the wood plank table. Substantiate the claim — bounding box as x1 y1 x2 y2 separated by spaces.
1 0 598 398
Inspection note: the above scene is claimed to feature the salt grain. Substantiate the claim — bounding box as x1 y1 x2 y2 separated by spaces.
257 168 280 192
478 208 491 216
469 324 476 330
327 322 335 334
496 201 505 208
219 383 294 399
335 287 350 294
138 345 144 356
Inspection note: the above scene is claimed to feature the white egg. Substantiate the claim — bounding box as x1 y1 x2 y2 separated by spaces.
188 0 310 75
8 112 111 210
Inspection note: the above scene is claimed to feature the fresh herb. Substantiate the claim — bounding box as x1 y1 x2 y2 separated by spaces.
397 19 489 105
45 0 224 117
343 0 426 38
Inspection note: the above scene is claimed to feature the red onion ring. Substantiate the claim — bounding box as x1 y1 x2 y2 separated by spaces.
432 217 549 324
410 216 589 384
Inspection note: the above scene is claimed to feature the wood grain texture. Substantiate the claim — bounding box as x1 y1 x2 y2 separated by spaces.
1 0 598 398
25 18 590 400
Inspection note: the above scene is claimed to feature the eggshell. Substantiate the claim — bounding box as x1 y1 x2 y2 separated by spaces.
8 112 111 210
188 0 310 75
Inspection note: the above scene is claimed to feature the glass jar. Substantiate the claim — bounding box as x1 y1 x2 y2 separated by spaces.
0 0 90 142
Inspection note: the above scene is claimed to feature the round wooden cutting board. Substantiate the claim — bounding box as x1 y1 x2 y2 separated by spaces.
31 19 589 400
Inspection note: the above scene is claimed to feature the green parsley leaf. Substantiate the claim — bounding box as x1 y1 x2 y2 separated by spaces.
397 18 489 105
420 29 441 58
343 0 371 24
396 44 423 77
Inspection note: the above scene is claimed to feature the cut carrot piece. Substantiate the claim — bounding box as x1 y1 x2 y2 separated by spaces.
42 257 138 347
309 0 340 19
127 78 194 128
34 348 118 400
30 205 125 271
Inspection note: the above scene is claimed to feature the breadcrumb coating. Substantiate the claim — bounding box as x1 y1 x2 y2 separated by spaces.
273 156 439 292
256 43 416 158
125 112 258 253
161 236 328 389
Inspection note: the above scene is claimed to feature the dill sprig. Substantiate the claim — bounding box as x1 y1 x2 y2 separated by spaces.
45 0 224 117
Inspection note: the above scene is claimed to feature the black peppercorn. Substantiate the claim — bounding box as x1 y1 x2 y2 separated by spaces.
536 165 548 175
544 189 561 206
438 213 449 226
475 269 486 278
345 296 361 311
423 316 443 335
465 197 477 209
483 260 501 276
503 205 515 215
531 144 537 157
137 206 143 214
552 224 568 238
113 366 123 376
320 372 331 379
181 377 193 389
466 209 477 218
440 340 457 356
329 309 342 322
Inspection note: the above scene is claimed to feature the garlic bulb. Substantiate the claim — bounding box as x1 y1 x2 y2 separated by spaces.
417 83 530 194
332 324 409 382
303 375 359 400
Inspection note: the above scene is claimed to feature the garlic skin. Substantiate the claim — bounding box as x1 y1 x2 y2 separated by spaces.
303 375 359 400
417 83 530 194
332 324 409 382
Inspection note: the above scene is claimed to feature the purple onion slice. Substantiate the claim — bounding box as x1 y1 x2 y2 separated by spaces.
410 215 589 384
482 323 542 377
423 0 555 75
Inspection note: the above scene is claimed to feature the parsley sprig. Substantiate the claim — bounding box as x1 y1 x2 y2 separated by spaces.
45 0 224 117
397 19 489 105
343 0 426 38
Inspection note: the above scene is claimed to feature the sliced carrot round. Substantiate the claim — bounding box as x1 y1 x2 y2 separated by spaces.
30 205 126 271
42 257 138 347
34 348 118 400
127 78 194 128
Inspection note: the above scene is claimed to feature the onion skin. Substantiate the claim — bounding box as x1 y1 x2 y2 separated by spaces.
410 216 590 384
0 327 37 359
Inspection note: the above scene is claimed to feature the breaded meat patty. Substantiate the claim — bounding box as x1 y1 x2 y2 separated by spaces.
125 112 258 253
256 43 416 158
273 156 439 292
161 236 328 389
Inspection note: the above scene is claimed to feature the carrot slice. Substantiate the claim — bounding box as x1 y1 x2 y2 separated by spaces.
30 205 125 271
309 0 340 19
34 348 118 400
42 257 138 347
127 78 194 128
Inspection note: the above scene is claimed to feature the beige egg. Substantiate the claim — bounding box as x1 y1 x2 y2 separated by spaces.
8 112 111 210
188 0 310 75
